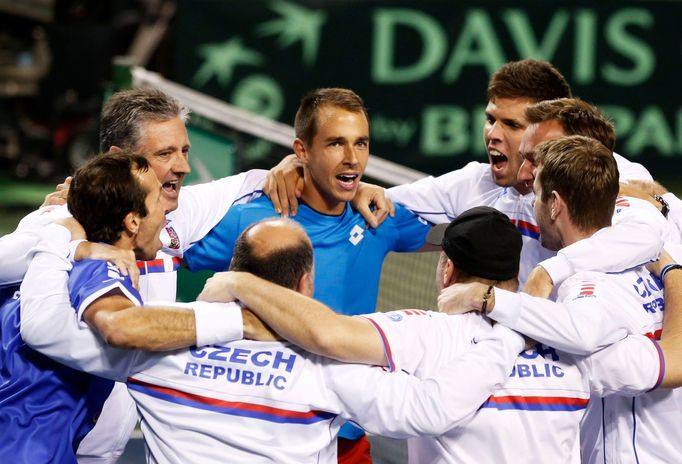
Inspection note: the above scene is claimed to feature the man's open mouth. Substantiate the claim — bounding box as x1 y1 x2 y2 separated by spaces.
336 173 359 190
163 180 179 192
490 152 508 166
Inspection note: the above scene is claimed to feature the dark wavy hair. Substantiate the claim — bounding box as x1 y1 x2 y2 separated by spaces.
68 151 151 244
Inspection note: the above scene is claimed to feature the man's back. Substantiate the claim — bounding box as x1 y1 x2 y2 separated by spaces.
364 302 662 463
366 310 588 463
542 267 679 463
125 332 509 464
128 339 343 463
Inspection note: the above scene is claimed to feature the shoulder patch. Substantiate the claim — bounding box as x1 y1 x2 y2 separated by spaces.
615 196 631 211
573 281 597 300
384 309 430 321
400 309 429 316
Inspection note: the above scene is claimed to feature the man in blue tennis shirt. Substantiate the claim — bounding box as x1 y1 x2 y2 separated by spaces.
183 88 431 461
0 152 242 462
0 152 164 462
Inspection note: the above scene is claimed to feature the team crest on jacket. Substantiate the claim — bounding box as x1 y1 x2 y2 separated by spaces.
165 224 180 250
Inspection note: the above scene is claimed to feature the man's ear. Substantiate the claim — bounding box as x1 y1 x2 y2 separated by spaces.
293 139 308 165
123 211 141 235
297 270 314 297
108 145 123 153
550 190 564 221
443 259 456 287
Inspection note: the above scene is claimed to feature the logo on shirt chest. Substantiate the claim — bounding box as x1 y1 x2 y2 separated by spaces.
165 224 180 250
348 224 365 245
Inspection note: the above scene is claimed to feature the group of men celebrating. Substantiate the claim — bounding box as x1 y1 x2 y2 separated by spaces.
2 58 682 464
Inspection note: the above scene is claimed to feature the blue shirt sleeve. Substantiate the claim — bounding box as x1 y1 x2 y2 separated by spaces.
184 205 243 272
184 199 279 272
70 260 141 313
389 204 431 252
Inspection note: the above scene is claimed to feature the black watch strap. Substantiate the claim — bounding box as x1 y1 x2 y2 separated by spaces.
653 194 670 218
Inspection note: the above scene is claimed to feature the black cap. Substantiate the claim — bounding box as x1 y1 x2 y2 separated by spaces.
426 206 522 280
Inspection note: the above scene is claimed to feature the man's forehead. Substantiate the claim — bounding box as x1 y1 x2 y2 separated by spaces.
532 119 566 144
521 119 566 161
486 97 534 114
135 167 159 190
311 107 369 144
137 117 189 144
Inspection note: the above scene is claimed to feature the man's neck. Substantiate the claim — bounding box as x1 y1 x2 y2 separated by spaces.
513 181 532 196
458 276 519 293
299 184 346 216
560 223 602 248
112 236 139 258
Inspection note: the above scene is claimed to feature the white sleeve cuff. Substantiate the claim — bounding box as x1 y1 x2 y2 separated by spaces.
193 301 244 346
538 253 573 286
488 288 522 327
67 239 87 263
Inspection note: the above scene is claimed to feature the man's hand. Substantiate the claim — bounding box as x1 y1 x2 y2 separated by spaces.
242 309 279 341
351 182 395 229
75 243 139 289
197 271 240 303
523 266 554 298
263 154 304 216
437 282 490 315
52 217 139 287
647 249 675 278
41 176 72 207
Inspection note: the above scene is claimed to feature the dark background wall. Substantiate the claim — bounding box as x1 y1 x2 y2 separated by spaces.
2 0 681 235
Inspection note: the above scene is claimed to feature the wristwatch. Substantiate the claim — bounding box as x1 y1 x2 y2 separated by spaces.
652 194 669 218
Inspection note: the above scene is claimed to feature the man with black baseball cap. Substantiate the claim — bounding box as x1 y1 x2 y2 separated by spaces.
426 205 522 284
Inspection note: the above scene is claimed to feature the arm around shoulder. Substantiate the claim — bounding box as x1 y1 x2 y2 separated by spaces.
329 323 524 438
199 271 388 366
